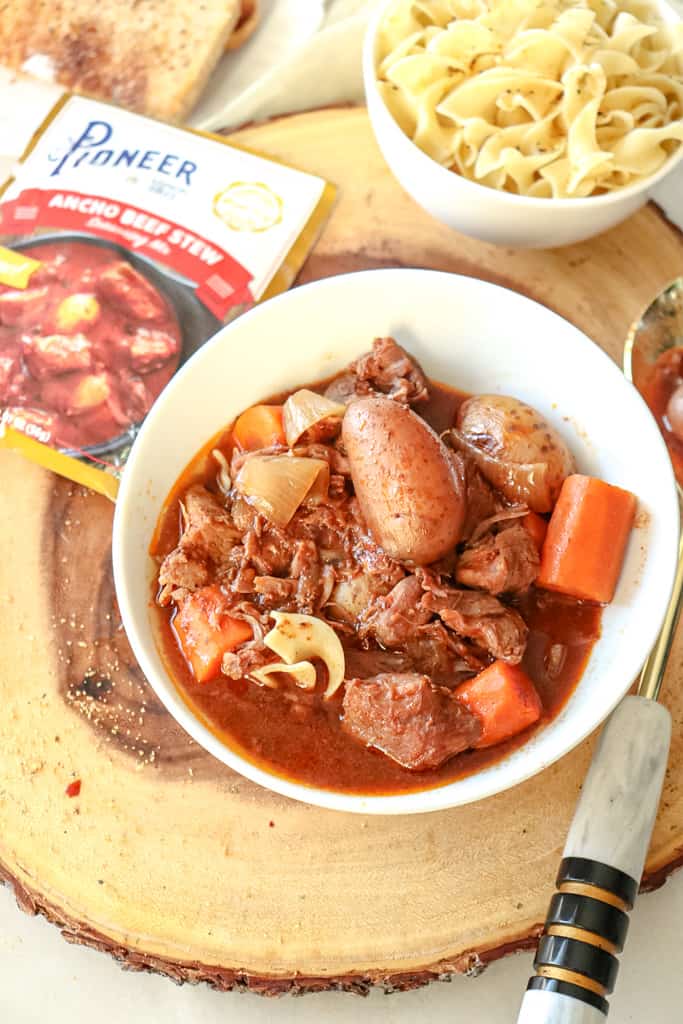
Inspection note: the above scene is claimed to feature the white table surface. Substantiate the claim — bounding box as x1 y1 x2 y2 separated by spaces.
2 3 683 1021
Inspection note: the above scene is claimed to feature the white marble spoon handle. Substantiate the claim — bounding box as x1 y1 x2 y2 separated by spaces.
516 695 671 1022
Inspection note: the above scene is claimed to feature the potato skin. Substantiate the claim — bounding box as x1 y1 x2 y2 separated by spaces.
457 395 576 513
342 396 465 564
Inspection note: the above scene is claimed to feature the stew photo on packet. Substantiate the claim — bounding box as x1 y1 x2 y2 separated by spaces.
0 91 334 489
152 338 637 795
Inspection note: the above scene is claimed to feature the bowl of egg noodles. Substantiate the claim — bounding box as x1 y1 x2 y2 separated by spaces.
363 0 683 247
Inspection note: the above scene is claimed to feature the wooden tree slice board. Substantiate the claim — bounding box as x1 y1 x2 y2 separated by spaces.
2 106 683 995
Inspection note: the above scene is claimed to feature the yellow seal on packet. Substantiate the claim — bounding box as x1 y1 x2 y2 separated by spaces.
213 181 283 232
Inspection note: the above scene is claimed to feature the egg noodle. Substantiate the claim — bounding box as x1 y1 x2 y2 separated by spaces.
376 0 683 197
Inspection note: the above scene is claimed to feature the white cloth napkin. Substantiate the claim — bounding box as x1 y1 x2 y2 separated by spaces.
190 0 382 131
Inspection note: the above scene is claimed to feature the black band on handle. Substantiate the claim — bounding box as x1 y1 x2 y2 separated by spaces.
535 934 619 993
547 891 629 952
527 976 609 1016
558 857 638 910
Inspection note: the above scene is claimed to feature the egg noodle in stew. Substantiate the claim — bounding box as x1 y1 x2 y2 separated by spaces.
151 338 636 795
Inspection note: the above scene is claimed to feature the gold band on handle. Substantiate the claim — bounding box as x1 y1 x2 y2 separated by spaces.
546 924 618 955
535 965 608 998
558 881 630 913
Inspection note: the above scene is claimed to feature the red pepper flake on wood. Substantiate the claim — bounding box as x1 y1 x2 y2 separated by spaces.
268 820 275 828
65 779 81 798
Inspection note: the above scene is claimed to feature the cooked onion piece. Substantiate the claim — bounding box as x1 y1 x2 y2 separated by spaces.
235 455 329 527
283 389 346 446
212 448 232 495
453 394 576 512
250 660 317 690
264 611 345 699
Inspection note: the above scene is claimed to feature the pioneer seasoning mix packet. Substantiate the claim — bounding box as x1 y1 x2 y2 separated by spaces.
0 89 335 498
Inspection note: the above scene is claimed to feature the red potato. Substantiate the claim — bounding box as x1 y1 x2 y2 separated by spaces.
455 395 576 513
342 396 466 565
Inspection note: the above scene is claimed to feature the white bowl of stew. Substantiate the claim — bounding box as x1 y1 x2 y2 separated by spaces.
112 269 678 814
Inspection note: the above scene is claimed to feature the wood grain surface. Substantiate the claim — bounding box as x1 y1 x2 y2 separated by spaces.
1 107 682 995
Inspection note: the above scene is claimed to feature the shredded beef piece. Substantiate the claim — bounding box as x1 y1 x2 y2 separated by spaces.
448 449 502 540
232 564 256 594
328 474 347 500
324 373 357 406
297 416 342 445
343 647 414 679
456 523 540 595
243 527 291 576
352 337 429 405
350 515 405 592
418 570 528 664
405 623 488 683
293 504 349 559
157 485 240 604
360 575 431 647
292 442 350 476
342 673 482 770
157 548 211 604
291 539 322 614
221 645 274 680
230 444 286 480
253 576 297 607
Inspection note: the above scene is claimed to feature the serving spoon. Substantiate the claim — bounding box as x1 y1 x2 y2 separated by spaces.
516 279 683 1023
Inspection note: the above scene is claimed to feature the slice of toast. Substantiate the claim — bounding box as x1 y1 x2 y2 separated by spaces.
0 0 241 123
225 0 260 51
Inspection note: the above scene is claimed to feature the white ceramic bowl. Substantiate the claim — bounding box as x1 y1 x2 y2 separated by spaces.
113 269 678 814
363 0 683 249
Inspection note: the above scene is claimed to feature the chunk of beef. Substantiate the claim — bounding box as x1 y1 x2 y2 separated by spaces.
342 673 481 770
157 548 211 602
456 523 540 595
0 286 48 327
127 327 179 371
328 572 390 624
350 516 405 592
343 647 414 679
290 538 335 613
221 644 274 681
360 575 431 647
96 262 167 321
158 485 240 604
404 623 489 682
419 572 528 664
448 448 502 540
292 442 350 476
351 337 429 405
253 576 297 607
22 332 92 378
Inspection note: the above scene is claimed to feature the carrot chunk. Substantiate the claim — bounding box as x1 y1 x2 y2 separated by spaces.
538 474 637 604
233 404 285 451
454 661 543 749
173 585 252 683
521 511 548 553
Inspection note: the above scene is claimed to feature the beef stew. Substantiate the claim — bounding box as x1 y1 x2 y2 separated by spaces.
150 338 635 795
0 240 181 451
